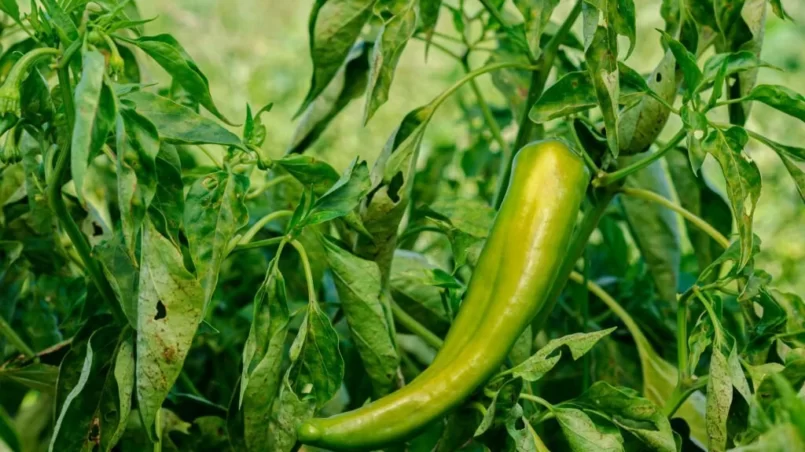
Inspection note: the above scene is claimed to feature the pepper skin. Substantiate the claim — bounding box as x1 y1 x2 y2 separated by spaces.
297 140 590 451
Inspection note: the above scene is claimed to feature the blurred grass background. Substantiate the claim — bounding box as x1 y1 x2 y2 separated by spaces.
136 0 804 293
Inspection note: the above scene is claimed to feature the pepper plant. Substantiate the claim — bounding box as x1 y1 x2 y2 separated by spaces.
0 0 804 451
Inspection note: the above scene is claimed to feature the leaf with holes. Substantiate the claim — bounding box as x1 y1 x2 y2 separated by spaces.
286 300 344 408
50 324 134 452
136 220 205 441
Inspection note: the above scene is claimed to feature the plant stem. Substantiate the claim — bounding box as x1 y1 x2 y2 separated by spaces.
494 1 583 208
478 0 510 29
594 129 687 187
429 61 540 114
619 187 730 248
391 300 444 349
246 174 292 200
693 287 724 345
429 30 466 44
532 189 616 334
49 65 126 324
232 236 284 253
0 314 35 358
520 393 553 411
662 376 708 417
677 293 690 381
236 210 293 245
290 240 316 303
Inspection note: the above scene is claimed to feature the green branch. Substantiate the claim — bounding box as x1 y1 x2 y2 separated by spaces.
290 240 317 303
619 187 730 248
391 300 444 349
594 129 687 187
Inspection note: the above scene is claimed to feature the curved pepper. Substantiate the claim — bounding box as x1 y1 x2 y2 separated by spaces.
297 140 590 451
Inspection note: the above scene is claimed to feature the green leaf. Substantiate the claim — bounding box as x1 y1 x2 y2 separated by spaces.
266 378 315 452
474 378 522 437
96 229 139 326
746 134 804 203
769 0 791 20
617 52 677 155
233 267 290 450
243 102 273 148
0 362 59 393
40 0 79 43
320 234 399 396
288 41 372 154
680 105 709 173
123 34 234 124
553 406 624 451
286 301 344 407
122 90 243 148
607 0 637 58
275 154 341 195
0 0 19 22
620 157 681 305
419 0 442 53
529 71 597 123
71 50 115 205
703 127 760 270
298 0 377 115
727 345 751 403
136 220 205 441
148 144 185 246
700 50 772 92
591 276 709 444
424 197 496 268
513 0 560 59
575 382 676 452
354 105 431 281
364 1 416 124
507 327 616 382
51 326 134 452
390 250 450 334
706 346 732 452
184 170 250 309
301 158 371 227
745 84 805 122
115 109 160 254
660 30 702 100
585 26 620 156
504 404 550 452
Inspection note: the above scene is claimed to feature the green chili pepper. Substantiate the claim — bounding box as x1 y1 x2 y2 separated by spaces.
0 47 60 117
297 140 590 450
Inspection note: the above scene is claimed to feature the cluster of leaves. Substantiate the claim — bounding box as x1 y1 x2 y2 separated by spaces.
0 0 804 451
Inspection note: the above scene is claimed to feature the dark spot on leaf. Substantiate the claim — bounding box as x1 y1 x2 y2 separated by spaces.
88 417 101 444
656 72 663 82
92 222 103 237
155 300 167 320
514 417 525 430
387 171 404 203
